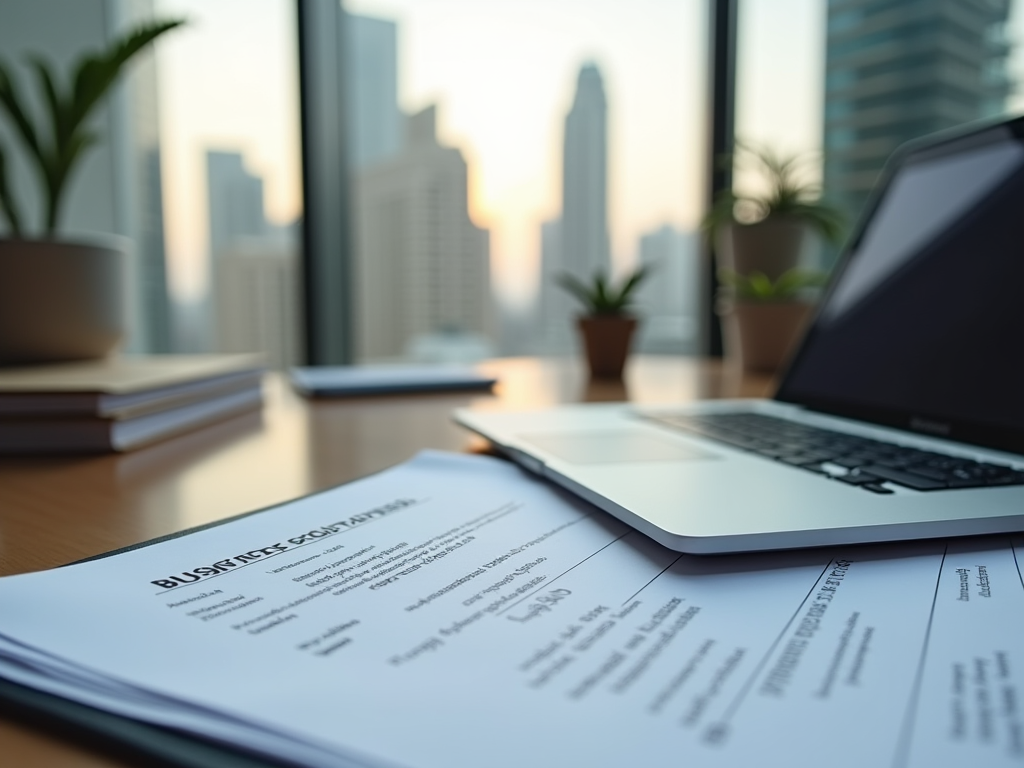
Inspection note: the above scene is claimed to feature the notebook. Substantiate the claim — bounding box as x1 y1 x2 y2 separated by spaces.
455 115 1024 554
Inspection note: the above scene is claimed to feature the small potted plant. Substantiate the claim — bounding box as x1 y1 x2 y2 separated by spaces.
717 268 828 373
702 141 846 279
0 19 183 365
701 141 845 373
558 266 649 378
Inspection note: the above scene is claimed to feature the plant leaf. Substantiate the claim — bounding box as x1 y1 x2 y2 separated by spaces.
0 143 24 236
556 272 596 312
44 130 96 233
557 265 651 315
69 19 185 130
616 265 649 303
0 59 43 162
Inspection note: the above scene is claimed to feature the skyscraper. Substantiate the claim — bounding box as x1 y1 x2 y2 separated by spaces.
214 233 301 370
206 151 267 262
353 106 491 360
823 0 1012 223
561 63 610 279
537 63 611 351
343 13 403 171
634 225 699 354
206 151 301 367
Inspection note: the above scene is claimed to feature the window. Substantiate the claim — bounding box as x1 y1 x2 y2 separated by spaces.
737 0 1023 268
156 0 303 368
332 0 710 362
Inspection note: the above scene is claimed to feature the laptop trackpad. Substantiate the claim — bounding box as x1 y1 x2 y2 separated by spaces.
517 431 717 465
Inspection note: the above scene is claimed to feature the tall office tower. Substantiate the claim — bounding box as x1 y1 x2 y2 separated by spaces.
823 0 1012 225
561 63 610 279
0 0 174 354
214 232 302 369
537 63 612 352
354 106 491 361
536 218 573 353
138 147 173 352
343 12 403 170
206 151 268 262
206 150 301 366
634 225 700 355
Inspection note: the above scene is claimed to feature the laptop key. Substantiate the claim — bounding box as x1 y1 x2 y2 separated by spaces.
903 465 952 482
861 482 895 494
862 465 946 491
779 452 836 466
836 472 882 485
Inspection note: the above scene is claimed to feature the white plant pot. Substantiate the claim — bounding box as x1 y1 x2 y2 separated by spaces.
0 238 126 365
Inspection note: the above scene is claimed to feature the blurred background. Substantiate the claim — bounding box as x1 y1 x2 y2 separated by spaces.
1 0 1021 368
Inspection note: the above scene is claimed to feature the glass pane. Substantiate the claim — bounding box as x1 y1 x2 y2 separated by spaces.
156 0 304 368
342 0 709 362
736 0 1022 267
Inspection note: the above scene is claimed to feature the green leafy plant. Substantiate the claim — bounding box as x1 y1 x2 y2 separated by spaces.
0 18 184 238
557 266 649 316
701 141 846 245
718 268 828 302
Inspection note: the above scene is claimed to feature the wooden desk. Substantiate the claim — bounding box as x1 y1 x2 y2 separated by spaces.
0 355 772 767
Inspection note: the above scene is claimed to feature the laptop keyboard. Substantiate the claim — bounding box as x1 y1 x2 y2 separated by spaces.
646 412 1024 494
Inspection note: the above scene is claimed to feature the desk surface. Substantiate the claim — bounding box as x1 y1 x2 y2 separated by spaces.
0 355 772 767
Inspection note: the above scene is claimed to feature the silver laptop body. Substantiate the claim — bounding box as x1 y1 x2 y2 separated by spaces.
455 116 1024 554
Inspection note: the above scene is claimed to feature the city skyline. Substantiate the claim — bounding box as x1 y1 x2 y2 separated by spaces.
155 0 1024 347
153 0 712 310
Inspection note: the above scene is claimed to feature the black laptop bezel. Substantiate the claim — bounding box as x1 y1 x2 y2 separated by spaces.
773 114 1024 457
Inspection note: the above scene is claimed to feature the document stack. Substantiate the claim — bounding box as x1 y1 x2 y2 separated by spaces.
0 354 264 453
0 451 1021 768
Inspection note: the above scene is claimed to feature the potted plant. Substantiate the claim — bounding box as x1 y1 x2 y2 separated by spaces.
717 268 828 374
558 267 649 378
702 141 846 279
701 141 845 373
0 19 183 365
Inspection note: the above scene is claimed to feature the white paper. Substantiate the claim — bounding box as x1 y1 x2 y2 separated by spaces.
1 451 1022 768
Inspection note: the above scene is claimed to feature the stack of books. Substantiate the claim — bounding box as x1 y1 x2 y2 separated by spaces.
0 354 265 454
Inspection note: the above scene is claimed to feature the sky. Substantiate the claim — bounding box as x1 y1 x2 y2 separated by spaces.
152 0 1023 308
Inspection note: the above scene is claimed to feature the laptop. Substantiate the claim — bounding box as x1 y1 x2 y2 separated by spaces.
455 115 1024 554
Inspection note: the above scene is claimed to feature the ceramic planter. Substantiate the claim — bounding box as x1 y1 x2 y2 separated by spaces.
0 238 126 365
715 217 808 281
576 315 638 379
719 300 811 375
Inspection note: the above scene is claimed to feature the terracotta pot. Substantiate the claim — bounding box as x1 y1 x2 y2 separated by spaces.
715 217 807 281
719 300 812 375
576 315 638 379
0 238 126 365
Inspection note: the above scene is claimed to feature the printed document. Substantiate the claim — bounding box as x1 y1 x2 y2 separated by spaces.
0 451 1022 767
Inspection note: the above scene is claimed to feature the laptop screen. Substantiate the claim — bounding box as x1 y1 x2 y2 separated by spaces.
776 117 1024 455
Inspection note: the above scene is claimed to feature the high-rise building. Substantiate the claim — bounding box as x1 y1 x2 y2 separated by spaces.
343 12 403 170
823 0 1012 224
537 63 611 351
634 225 699 355
206 151 300 367
561 63 610 279
214 232 302 370
353 106 491 361
206 151 267 262
138 148 173 352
